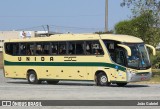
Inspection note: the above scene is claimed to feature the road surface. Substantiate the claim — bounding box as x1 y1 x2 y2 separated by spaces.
0 69 160 109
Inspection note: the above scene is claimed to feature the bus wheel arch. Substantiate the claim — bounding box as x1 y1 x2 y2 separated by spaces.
95 71 111 86
27 69 41 84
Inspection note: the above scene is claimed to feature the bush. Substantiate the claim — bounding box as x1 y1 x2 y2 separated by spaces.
115 12 160 47
152 69 160 77
150 51 160 69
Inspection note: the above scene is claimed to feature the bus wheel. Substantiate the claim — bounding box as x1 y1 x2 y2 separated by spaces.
96 72 109 86
47 80 59 84
27 71 41 84
116 83 127 87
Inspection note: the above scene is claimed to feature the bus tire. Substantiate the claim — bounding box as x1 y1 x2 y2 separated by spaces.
116 83 127 87
47 80 59 84
27 71 41 84
96 72 109 86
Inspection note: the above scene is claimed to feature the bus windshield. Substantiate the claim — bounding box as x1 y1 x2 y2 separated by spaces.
126 43 151 69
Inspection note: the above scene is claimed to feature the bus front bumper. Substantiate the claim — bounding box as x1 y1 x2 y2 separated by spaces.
127 71 152 82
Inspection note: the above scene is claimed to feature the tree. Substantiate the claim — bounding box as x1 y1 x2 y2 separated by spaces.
120 0 160 68
115 12 160 47
114 20 132 35
121 0 160 14
121 0 160 27
116 0 160 47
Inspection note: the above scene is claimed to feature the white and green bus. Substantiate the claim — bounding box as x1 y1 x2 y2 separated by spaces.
3 34 156 86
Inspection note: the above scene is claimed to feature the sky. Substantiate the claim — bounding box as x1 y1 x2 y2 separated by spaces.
0 0 132 33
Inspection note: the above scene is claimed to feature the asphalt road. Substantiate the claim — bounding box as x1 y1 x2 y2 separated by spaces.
0 69 160 109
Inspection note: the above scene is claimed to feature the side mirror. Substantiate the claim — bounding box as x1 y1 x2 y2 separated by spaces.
145 44 156 56
117 44 131 56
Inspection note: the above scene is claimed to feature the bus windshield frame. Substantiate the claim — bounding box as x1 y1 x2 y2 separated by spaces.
125 43 151 70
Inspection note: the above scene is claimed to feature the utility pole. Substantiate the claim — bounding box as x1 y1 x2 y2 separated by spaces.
105 0 108 32
47 25 50 37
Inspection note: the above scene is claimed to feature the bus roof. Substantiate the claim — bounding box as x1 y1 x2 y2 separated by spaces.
100 34 143 43
4 34 143 43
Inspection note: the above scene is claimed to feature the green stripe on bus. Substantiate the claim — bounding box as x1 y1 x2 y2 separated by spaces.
4 60 126 72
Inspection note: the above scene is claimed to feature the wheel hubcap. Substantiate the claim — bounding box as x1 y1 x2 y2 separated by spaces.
29 74 36 82
100 76 107 83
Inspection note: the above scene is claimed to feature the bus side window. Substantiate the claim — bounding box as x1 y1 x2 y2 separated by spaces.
92 41 104 55
103 40 116 61
12 43 19 56
58 42 67 55
86 41 104 55
36 42 50 55
20 43 27 55
68 41 85 55
75 42 85 55
43 42 50 55
86 41 92 54
36 43 44 55
26 43 34 55
51 42 58 55
5 43 12 55
115 49 126 66
5 43 19 55
68 42 75 54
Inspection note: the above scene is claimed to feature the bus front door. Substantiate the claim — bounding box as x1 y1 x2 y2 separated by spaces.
115 49 127 82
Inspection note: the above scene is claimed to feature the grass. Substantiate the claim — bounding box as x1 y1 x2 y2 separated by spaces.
152 69 160 76
149 75 160 82
150 69 160 83
136 69 160 83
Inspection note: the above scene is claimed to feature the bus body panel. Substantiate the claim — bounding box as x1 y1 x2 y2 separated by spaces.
3 34 154 84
